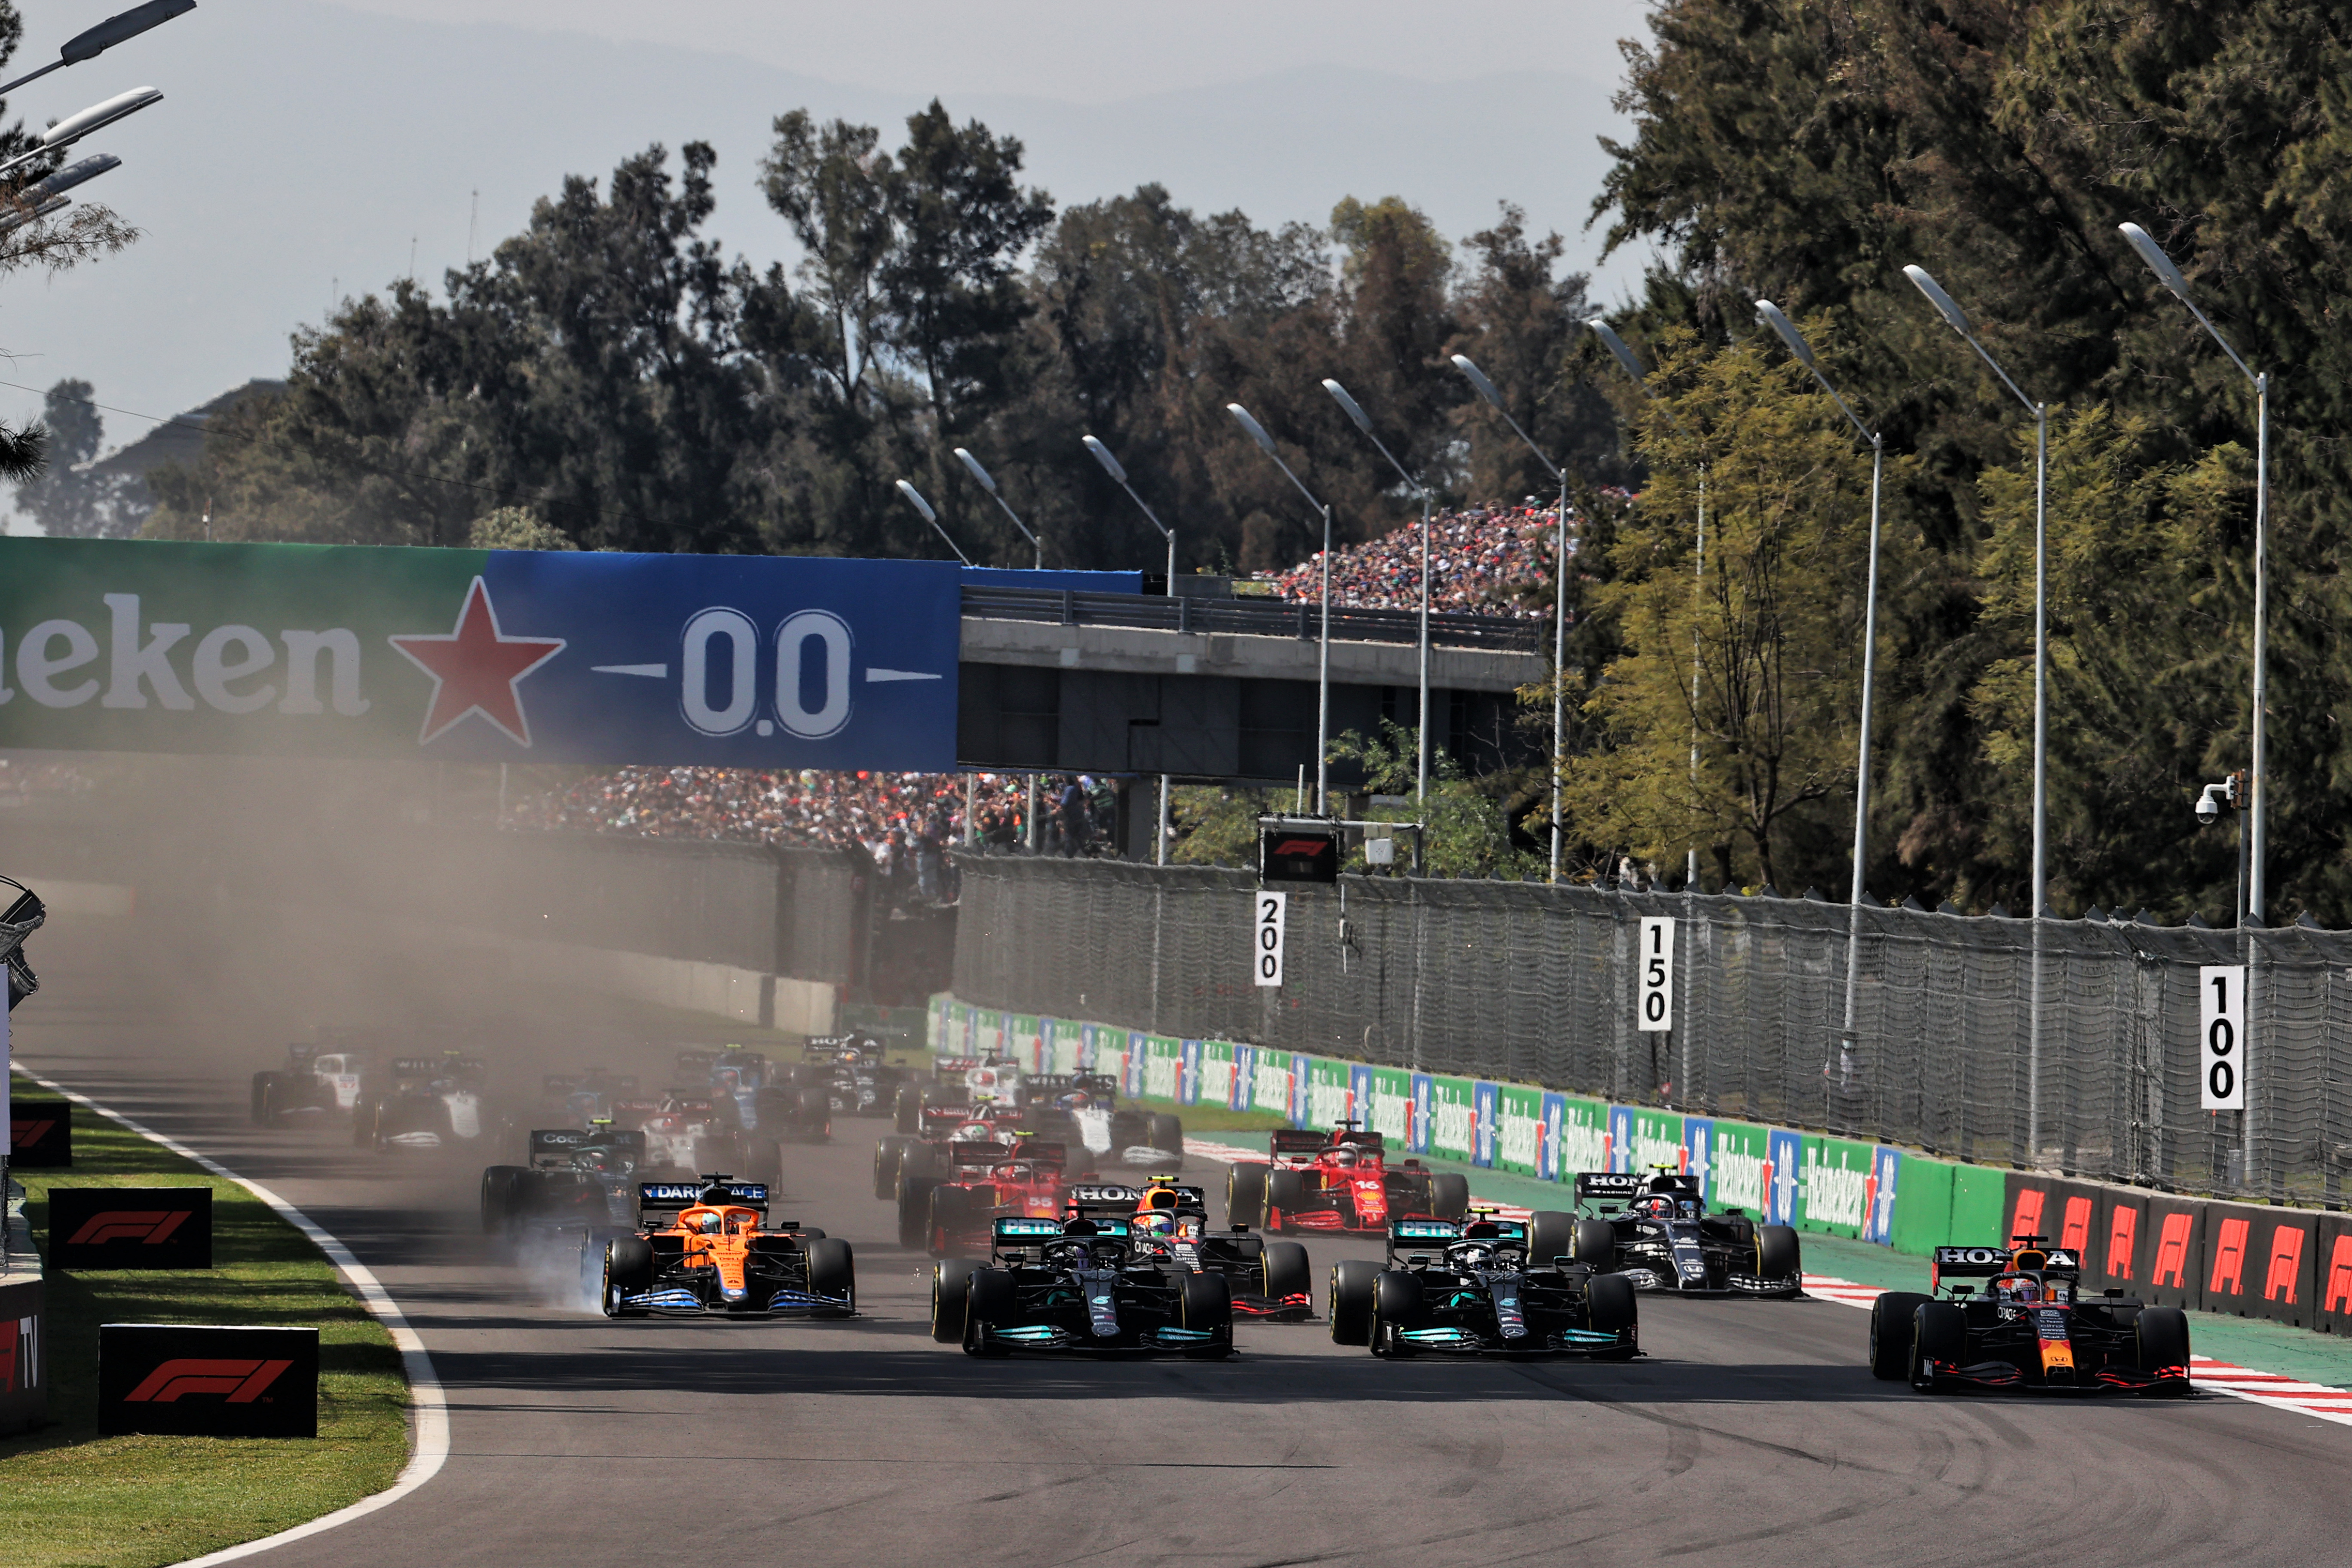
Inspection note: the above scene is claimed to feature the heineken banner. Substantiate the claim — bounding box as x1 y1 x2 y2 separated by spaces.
0 539 960 767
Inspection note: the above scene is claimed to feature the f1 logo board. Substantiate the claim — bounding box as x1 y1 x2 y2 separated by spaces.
98 1325 317 1436
48 1187 213 1269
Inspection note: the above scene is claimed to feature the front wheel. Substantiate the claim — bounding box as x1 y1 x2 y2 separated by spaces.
1179 1270 1234 1357
1755 1224 1802 1289
963 1267 1016 1357
1912 1302 1967 1391
479 1165 527 1236
603 1236 653 1318
1585 1271 1638 1359
1427 1173 1470 1222
1262 1240 1311 1308
874 1136 913 1202
1329 1259 1378 1346
2135 1305 2191 1393
1228 1163 1269 1229
804 1237 856 1316
931 1257 979 1344
1870 1292 1929 1381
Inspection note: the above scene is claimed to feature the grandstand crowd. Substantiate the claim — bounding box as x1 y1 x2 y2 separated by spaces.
1249 498 1602 617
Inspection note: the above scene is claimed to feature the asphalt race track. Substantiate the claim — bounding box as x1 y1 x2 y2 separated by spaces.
21 972 2352 1566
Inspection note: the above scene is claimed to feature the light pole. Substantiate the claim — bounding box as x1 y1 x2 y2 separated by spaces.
893 478 971 566
1081 434 1174 587
1452 352 1570 884
1321 377 1432 818
0 86 162 180
953 447 1041 570
0 0 194 99
2118 222 2269 922
1753 299 1884 1085
1902 263 2052 1156
1083 433 1176 864
1227 401 1334 815
1587 318 1707 891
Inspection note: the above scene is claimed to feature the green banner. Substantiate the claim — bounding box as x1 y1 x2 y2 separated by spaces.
1556 1097 1608 1179
1710 1122 1770 1213
1890 1156 1954 1255
1948 1162 2008 1246
975 1010 1004 1059
1304 1058 1353 1129
1364 1066 1413 1145
1008 1014 1043 1070
1426 1076 1476 1161
1247 1048 1295 1119
1047 1018 1085 1075
1197 1041 1240 1109
1623 1108 1685 1176
1494 1085 1545 1176
1140 1035 1183 1102
1800 1136 1875 1237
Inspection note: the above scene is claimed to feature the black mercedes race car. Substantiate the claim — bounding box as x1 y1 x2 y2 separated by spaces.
1871 1238 2190 1396
593 1178 855 1319
930 1214 1235 1358
480 1124 647 1237
1068 1180 1313 1320
1330 1214 1638 1359
1567 1170 1802 1296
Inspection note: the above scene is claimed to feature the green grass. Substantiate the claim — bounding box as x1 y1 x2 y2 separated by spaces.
1 1076 410 1568
1170 1105 1301 1136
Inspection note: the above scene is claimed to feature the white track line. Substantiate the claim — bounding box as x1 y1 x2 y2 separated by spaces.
16 1066 448 1565
1801 1268 2352 1430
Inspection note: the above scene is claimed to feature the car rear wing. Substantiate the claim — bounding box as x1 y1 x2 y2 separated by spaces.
1573 1173 1645 1205
542 1075 581 1094
1930 1243 2083 1282
1023 1073 1118 1104
674 1049 718 1073
529 1127 644 1168
638 1179 768 1225
941 1139 1014 1168
389 1057 441 1077
1269 1130 1330 1156
920 1105 977 1127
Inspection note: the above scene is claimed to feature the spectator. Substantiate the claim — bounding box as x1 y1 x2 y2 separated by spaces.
1250 495 1630 619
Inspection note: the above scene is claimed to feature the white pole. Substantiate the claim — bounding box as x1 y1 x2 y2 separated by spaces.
1839 438 1886 1062
2029 401 2048 1160
1156 773 1169 866
1551 472 1567 883
1689 471 1705 889
1418 487 1431 811
2249 373 2269 922
1317 503 1332 815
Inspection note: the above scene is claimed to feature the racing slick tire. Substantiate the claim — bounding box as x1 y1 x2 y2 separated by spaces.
931 1257 980 1343
1371 1270 1426 1359
1585 1271 1639 1359
1179 1270 1235 1358
1755 1224 1802 1291
479 1165 527 1235
1869 1292 1930 1380
1427 1173 1470 1222
1911 1301 1967 1391
796 1086 833 1142
1527 1210 1577 1271
602 1235 654 1318
897 1176 940 1250
1262 1240 1311 1308
927 1185 973 1255
962 1267 1016 1357
1148 1113 1185 1166
805 1237 857 1317
250 1071 279 1126
875 1136 916 1201
1267 1168 1308 1233
1227 1164 1269 1229
1329 1259 1379 1346
1572 1218 1618 1273
2135 1305 2191 1393
352 1097 380 1149
893 1083 925 1134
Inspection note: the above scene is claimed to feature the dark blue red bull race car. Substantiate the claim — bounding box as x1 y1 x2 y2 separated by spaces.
1869 1237 2190 1395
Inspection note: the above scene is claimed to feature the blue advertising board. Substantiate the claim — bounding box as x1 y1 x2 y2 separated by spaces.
1765 1128 1804 1225
1682 1117 1715 1203
1472 1081 1499 1167
1865 1145 1901 1245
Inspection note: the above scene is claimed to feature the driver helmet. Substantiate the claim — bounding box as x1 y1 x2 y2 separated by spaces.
1328 1147 1358 1169
687 1210 723 1234
1999 1274 2040 1303
1134 1210 1176 1237
1634 1194 1677 1219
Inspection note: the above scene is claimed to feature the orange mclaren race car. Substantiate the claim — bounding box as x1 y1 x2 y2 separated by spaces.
1868 1237 2190 1395
595 1177 855 1318
1226 1124 1470 1234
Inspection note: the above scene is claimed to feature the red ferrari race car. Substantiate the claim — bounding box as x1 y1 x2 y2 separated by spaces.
899 1136 1074 1255
1225 1124 1470 1235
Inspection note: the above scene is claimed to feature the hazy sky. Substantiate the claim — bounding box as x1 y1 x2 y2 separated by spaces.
0 0 1660 489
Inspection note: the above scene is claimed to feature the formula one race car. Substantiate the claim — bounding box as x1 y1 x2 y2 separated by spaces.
895 1053 1026 1131
594 1177 856 1319
480 1124 647 1237
1330 1213 1638 1359
250 1029 383 1126
1568 1170 1802 1296
1072 1179 1313 1320
930 1214 1234 1358
1226 1125 1470 1234
790 1035 915 1118
355 1053 506 1152
536 1070 641 1129
1019 1075 1183 1173
1870 1238 2190 1395
612 1087 781 1183
899 1137 1073 1255
686 1047 832 1145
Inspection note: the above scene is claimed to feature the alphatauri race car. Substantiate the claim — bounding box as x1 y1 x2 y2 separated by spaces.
790 1036 915 1119
355 1054 506 1152
930 1214 1235 1358
1076 1179 1313 1320
1227 1125 1469 1234
480 1124 647 1237
1568 1170 1802 1296
594 1177 856 1318
1870 1238 2190 1395
1330 1213 1638 1359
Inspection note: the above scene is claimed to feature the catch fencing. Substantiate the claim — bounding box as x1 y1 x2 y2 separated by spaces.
949 854 2352 1204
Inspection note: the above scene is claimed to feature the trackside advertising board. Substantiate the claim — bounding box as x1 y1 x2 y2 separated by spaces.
1048 1019 1085 1074
1494 1084 1545 1177
1421 1076 1476 1162
1710 1123 1769 1214
1355 1065 1413 1146
0 539 959 767
1305 1058 1354 1129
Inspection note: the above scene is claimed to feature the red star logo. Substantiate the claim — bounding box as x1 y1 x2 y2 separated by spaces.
389 577 567 746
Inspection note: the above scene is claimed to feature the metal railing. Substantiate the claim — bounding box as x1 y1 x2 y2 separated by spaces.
960 586 1547 654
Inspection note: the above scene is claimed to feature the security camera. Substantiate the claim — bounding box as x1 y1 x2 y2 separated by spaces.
2194 783 2224 827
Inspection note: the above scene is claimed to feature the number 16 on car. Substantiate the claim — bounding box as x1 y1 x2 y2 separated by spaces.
1254 891 1287 989
2199 964 2246 1111
1636 916 1674 1032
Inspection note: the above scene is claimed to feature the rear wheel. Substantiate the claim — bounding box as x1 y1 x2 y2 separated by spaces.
2135 1306 2191 1393
927 1185 972 1255
1870 1292 1929 1380
1585 1272 1638 1358
796 1087 832 1142
1179 1270 1234 1357
1227 1164 1269 1229
1912 1302 1967 1391
250 1072 279 1126
1527 1210 1576 1270
1329 1259 1378 1346
1573 1218 1618 1272
1755 1224 1802 1289
1148 1113 1185 1163
931 1257 979 1343
352 1097 379 1148
963 1266 1016 1357
805 1237 856 1316
1428 1173 1470 1221
1267 1168 1308 1232
1262 1240 1311 1307
603 1235 653 1317
897 1176 939 1250
479 1165 527 1235
874 1136 913 1201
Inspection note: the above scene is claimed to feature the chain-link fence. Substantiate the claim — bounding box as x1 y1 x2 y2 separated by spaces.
950 854 2352 1203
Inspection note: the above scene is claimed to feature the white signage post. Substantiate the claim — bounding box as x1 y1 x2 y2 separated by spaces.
2199 963 2247 1112
1637 916 1675 1032
1253 891 1288 989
